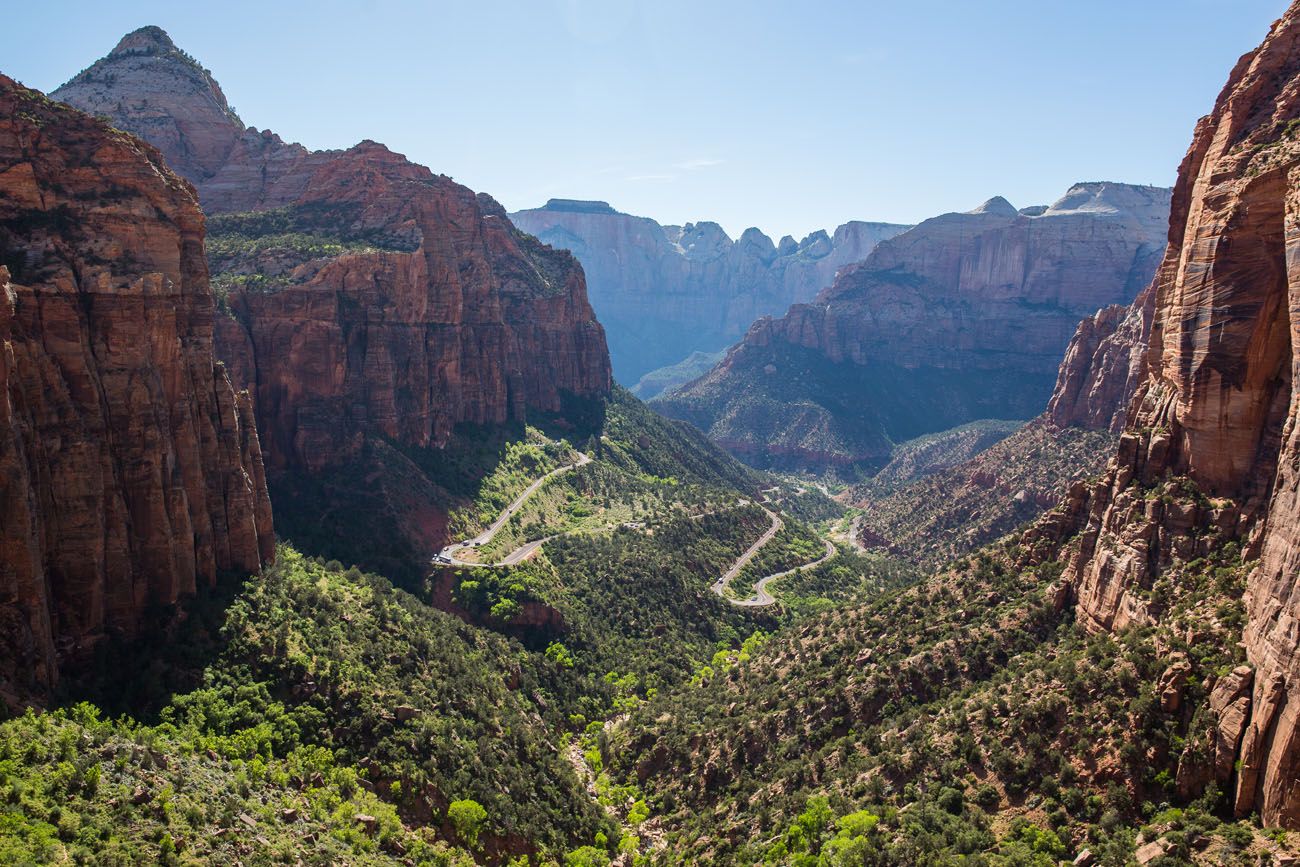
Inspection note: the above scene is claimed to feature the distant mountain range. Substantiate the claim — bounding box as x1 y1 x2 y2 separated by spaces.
511 199 909 382
654 182 1172 473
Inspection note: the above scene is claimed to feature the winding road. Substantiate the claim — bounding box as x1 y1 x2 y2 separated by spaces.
710 507 784 599
838 514 870 554
738 538 837 606
433 451 591 568
710 507 838 607
433 451 838 605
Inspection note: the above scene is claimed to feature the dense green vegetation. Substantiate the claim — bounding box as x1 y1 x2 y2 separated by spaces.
272 386 764 587
728 521 826 598
444 428 578 540
602 482 1296 864
766 549 919 622
23 373 1242 865
2 547 618 864
2 381 878 864
761 482 844 525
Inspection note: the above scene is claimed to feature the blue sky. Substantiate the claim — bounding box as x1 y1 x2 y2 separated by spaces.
5 1 1288 238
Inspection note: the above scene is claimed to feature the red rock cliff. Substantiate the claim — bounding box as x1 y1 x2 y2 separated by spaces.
0 76 273 700
53 28 611 572
1034 3 1300 827
1046 283 1155 433
209 143 611 476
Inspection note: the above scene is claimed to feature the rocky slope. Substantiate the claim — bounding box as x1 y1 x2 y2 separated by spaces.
853 420 1116 569
656 182 1171 473
1023 3 1300 826
510 199 909 382
53 26 316 214
0 76 272 701
54 28 612 574
849 286 1149 569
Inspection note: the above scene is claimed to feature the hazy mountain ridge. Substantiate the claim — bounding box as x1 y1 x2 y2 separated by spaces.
655 181 1171 473
511 198 910 382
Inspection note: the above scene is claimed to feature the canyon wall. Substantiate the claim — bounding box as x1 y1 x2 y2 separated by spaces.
1027 3 1300 826
655 183 1171 472
0 75 272 700
510 199 909 382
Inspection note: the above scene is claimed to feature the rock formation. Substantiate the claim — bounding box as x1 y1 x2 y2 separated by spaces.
54 28 612 575
655 182 1171 472
510 199 909 382
0 75 272 700
205 150 612 477
1026 2 1300 827
53 26 316 214
1045 284 1154 433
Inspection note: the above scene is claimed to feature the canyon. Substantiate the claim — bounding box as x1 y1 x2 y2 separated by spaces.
3 4 1300 863
849 273 1158 568
655 181 1172 473
510 198 909 383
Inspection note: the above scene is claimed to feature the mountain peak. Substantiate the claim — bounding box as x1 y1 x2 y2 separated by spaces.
109 25 178 57
54 27 243 185
968 195 1019 217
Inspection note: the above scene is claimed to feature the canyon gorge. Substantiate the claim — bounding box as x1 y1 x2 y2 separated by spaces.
0 5 1299 865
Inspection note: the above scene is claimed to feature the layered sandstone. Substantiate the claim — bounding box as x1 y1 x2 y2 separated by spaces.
656 182 1171 472
1027 2 1300 827
510 199 909 381
1046 283 1155 433
55 28 611 572
0 76 272 700
208 147 612 476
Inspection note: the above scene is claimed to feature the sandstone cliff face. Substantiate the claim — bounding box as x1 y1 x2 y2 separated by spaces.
208 146 612 477
55 28 611 572
1046 283 1155 433
1027 3 1300 826
655 182 1171 472
509 199 909 382
0 76 272 700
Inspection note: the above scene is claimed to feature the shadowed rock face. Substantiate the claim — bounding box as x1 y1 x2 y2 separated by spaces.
0 75 273 701
510 199 910 382
655 182 1171 472
205 147 613 477
54 28 612 566
1025 2 1300 827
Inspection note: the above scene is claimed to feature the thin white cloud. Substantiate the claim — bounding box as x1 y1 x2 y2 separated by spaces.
675 158 725 170
626 173 677 182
